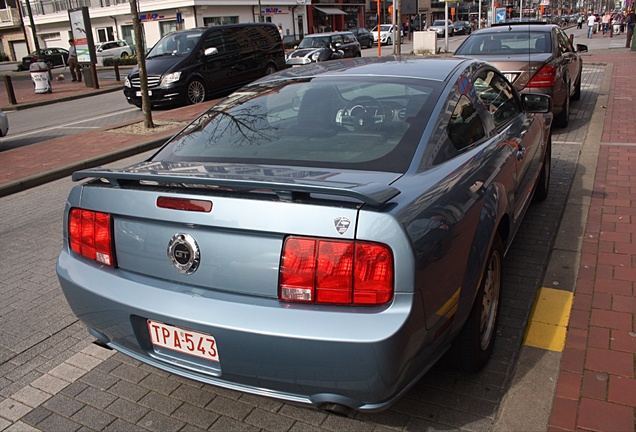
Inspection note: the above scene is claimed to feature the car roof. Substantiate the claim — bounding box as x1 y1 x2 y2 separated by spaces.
480 23 556 33
256 56 482 84
305 32 354 37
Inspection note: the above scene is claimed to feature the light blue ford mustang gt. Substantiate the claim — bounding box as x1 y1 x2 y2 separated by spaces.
57 56 552 414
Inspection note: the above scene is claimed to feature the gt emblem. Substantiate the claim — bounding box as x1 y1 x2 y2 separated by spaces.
167 233 200 274
334 217 351 235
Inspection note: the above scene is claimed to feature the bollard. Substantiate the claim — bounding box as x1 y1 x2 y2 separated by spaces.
3 75 16 105
114 63 120 82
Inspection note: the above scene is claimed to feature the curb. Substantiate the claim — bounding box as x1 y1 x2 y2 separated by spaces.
0 85 124 111
0 135 166 198
492 60 612 431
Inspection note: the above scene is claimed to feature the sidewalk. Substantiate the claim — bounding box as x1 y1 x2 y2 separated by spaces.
0 69 219 196
0 38 635 430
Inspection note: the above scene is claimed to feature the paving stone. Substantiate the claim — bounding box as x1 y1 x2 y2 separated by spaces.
138 391 183 416
75 386 118 410
33 411 83 432
107 379 150 403
206 395 254 421
208 416 261 432
71 405 117 430
42 394 85 417
79 369 118 391
103 418 148 432
169 383 216 407
30 374 70 395
0 398 31 422
104 398 150 424
137 410 186 432
48 362 86 383
109 363 149 384
171 402 220 429
245 408 296 432
138 372 181 395
66 352 104 372
4 420 40 432
11 385 51 408
21 405 52 427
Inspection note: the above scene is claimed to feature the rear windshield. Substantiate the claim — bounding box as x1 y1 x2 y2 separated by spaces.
153 77 441 173
147 31 202 58
455 31 552 55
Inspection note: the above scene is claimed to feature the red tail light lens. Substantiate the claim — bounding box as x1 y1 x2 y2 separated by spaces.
527 64 556 88
69 208 114 266
280 236 393 306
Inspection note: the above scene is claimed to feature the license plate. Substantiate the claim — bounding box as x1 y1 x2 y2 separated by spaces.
148 320 219 362
136 90 152 96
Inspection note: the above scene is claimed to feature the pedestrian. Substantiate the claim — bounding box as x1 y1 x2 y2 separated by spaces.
68 39 81 82
587 14 596 38
404 20 410 40
601 12 611 36
577 15 583 29
278 25 284 40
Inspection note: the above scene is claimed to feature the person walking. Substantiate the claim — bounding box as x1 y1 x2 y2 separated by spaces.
601 12 611 36
68 39 81 82
587 14 596 38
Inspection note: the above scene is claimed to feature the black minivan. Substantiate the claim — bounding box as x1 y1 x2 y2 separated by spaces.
124 23 286 108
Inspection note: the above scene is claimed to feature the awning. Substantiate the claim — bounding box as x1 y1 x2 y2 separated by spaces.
313 6 347 15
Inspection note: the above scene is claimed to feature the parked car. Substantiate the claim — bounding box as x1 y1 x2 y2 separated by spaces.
371 24 404 45
453 20 473 35
454 22 587 127
123 23 286 108
20 48 69 70
349 27 374 48
0 111 8 137
95 40 131 66
58 56 553 414
429 19 454 37
286 32 361 66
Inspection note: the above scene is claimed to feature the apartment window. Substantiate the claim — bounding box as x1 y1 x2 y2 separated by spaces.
203 16 239 26
96 27 115 43
160 20 178 37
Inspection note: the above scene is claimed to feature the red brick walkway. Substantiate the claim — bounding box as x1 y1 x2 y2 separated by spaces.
549 52 636 432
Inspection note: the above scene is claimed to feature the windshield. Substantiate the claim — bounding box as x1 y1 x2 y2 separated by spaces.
432 20 446 26
298 36 330 48
153 77 441 173
455 31 552 55
147 31 202 58
372 25 393 32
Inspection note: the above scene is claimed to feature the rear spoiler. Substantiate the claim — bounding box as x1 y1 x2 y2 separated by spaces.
72 169 400 207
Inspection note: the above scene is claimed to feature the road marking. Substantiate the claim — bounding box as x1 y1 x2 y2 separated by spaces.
3 108 140 140
523 287 573 352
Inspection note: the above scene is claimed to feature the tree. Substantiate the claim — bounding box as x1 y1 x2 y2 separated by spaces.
129 0 154 128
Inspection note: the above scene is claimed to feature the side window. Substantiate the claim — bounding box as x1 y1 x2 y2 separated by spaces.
448 95 486 150
222 31 240 53
203 31 225 54
332 35 344 45
556 29 572 53
344 33 355 43
473 70 520 127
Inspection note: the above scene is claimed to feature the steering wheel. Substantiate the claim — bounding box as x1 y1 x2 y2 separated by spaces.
340 96 386 131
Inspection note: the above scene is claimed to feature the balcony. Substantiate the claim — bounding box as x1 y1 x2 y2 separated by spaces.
20 0 128 17
0 6 21 27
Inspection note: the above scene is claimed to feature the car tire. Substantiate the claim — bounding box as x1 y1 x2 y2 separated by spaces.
121 52 129 58
367 40 373 49
554 87 570 127
386 36 392 45
450 233 503 373
533 135 552 202
264 64 278 76
185 78 206 105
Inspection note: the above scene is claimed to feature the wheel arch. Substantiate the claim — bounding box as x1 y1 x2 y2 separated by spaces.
451 183 510 335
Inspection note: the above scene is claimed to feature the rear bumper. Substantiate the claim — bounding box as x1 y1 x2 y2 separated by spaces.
56 250 436 411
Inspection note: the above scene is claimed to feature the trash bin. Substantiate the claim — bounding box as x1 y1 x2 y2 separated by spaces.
29 61 51 94
82 66 93 87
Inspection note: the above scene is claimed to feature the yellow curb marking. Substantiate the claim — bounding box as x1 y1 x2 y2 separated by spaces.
523 287 573 352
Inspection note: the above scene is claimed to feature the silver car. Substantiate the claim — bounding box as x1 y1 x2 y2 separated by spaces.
57 56 552 414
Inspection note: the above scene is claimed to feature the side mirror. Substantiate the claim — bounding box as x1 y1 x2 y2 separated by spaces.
576 43 588 53
334 42 342 48
204 47 219 56
521 93 551 113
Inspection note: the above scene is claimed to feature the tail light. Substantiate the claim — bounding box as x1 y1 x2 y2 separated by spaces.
527 64 556 88
279 236 393 306
69 208 114 266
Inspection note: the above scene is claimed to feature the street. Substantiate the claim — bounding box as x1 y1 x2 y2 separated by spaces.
0 59 605 430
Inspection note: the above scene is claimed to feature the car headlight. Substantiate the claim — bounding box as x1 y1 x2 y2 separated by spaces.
160 71 182 86
124 76 131 88
311 52 321 62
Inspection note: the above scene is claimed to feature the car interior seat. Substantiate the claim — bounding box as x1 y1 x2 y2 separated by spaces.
291 86 340 137
482 38 502 53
